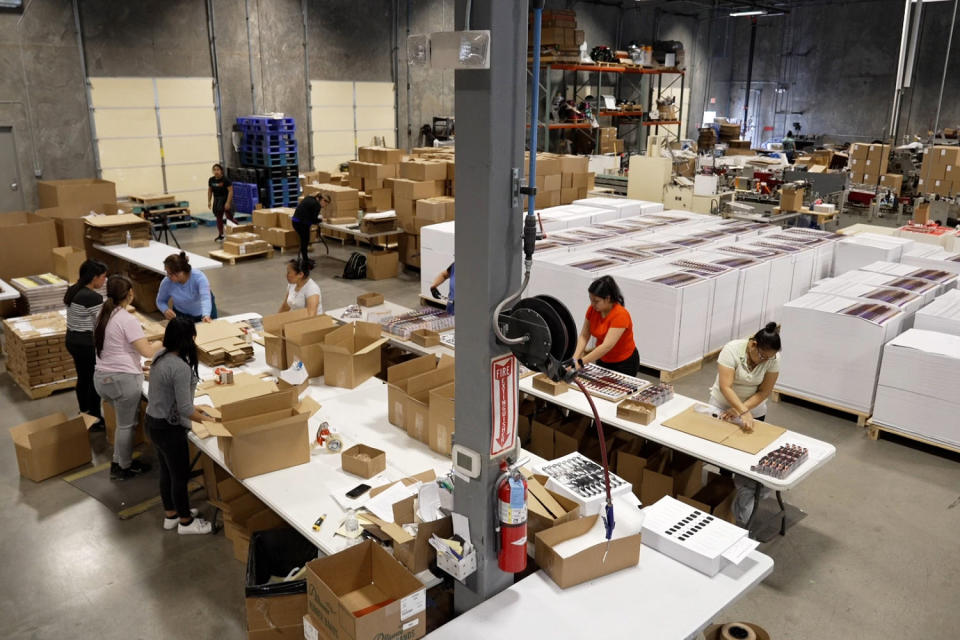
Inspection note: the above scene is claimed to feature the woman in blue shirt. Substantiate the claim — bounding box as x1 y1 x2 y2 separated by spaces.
156 252 217 323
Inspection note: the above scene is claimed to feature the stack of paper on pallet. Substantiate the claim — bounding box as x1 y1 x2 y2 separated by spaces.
901 244 960 275
914 290 960 336
747 237 818 300
827 269 942 305
872 329 960 448
859 260 958 295
834 233 915 275
536 204 618 233
716 243 797 323
571 197 663 218
665 254 740 354
809 278 924 329
10 273 68 314
687 250 771 340
778 292 906 414
195 319 254 367
771 228 843 280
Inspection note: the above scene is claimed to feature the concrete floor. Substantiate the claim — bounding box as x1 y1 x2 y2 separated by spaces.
2 221 959 639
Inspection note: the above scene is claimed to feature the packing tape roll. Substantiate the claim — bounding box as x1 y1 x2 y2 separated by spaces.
721 623 757 640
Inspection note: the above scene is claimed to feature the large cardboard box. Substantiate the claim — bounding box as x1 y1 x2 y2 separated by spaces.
388 494 453 574
529 407 565 459
557 155 589 174
321 322 388 388
399 233 420 267
399 160 447 182
262 227 299 249
252 210 277 228
386 354 453 427
358 146 404 165
0 212 59 280
199 390 311 480
525 472 580 538
404 364 456 443
392 179 445 201
850 143 869 162
534 514 643 588
262 308 312 369
284 315 339 377
415 197 455 223
35 207 88 249
427 381 455 455
9 412 92 482
880 173 903 195
779 185 804 212
37 178 116 211
51 246 87 282
366 250 399 281
304 541 427 640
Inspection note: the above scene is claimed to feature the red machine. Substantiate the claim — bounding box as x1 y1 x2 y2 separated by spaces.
496 462 528 573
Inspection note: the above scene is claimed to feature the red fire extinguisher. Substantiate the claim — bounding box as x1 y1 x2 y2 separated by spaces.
496 461 528 573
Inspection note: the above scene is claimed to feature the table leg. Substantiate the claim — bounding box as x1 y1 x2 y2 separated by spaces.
745 482 763 531
776 490 786 536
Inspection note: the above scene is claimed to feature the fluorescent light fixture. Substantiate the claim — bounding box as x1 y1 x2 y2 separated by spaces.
730 9 765 16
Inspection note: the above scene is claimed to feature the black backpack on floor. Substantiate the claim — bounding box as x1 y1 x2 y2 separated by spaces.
342 252 367 280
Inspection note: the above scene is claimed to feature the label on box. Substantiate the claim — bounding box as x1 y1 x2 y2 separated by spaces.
303 617 319 640
240 244 247 255
400 589 426 620
403 619 420 631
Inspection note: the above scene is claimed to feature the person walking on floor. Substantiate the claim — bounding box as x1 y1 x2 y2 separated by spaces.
292 192 330 263
278 257 322 316
571 275 639 376
94 275 162 480
64 259 108 431
157 252 217 323
145 317 213 535
709 322 783 526
208 163 235 242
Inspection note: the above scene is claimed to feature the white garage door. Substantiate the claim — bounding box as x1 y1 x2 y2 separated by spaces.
310 80 396 173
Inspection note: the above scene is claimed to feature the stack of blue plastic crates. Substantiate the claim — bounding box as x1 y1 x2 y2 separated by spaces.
236 116 301 207
232 182 259 214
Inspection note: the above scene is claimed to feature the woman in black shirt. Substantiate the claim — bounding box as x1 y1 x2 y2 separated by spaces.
208 163 235 242
64 259 108 430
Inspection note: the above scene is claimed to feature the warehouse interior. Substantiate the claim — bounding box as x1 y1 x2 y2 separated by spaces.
2 0 960 639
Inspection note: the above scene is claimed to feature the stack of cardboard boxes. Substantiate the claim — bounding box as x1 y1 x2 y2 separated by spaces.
523 153 596 209
528 9 584 61
598 127 623 154
251 207 299 250
918 145 960 197
2 311 78 398
848 142 892 187
386 354 456 455
212 474 286 562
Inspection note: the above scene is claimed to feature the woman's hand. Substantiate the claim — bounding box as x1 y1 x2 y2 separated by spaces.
202 316 212 323
163 308 176 321
720 407 739 422
739 412 755 433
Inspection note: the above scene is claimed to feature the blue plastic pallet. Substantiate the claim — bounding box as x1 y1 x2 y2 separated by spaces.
240 142 298 154
242 132 296 144
240 152 298 168
237 116 295 129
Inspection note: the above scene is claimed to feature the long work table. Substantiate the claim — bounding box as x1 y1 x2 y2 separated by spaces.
326 301 454 358
142 313 775 639
94 240 222 276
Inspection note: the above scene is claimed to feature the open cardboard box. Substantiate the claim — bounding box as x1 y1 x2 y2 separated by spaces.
403 363 455 443
305 540 427 640
321 322 389 389
0 212 58 281
262 308 312 369
523 471 581 537
341 444 386 479
390 494 452 574
198 390 310 480
409 328 440 347
283 315 339 377
357 292 384 307
529 406 565 460
37 178 116 210
9 412 94 482
534 514 643 589
617 398 656 425
51 246 86 282
385 354 453 428
532 373 569 396
427 382 455 455
677 472 737 524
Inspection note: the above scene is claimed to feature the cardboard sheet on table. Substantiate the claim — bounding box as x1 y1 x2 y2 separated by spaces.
662 406 785 454
202 374 278 407
195 319 245 344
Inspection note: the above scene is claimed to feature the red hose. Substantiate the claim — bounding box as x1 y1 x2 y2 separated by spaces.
573 378 613 506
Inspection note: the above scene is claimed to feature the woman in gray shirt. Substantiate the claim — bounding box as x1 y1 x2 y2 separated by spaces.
145 317 213 535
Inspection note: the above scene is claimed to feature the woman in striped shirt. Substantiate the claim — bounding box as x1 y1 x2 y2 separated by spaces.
64 260 108 431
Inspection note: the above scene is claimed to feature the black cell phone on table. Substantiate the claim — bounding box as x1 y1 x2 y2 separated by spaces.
346 483 371 499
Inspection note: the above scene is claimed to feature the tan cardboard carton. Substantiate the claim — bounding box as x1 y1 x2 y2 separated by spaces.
51 246 87 282
366 251 399 281
399 160 447 182
404 365 456 443
37 178 116 210
534 514 643 588
283 315 339 377
386 354 451 427
261 308 312 369
341 444 386 478
9 412 93 482
427 381 455 455
0 212 58 281
321 322 388 389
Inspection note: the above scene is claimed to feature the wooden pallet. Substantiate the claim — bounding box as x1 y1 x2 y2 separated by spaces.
130 194 176 205
636 358 703 383
866 420 960 454
15 376 77 400
208 247 275 264
772 388 870 427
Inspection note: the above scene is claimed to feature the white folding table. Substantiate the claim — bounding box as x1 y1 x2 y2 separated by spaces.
94 240 222 276
326 301 454 358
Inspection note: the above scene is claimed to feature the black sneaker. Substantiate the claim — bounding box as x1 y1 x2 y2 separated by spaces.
110 463 136 481
214 235 224 242
128 459 152 474
88 420 105 433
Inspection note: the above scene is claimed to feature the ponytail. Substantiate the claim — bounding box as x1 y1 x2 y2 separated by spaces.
64 260 107 305
163 251 192 276
94 275 133 357
752 322 782 352
588 275 625 306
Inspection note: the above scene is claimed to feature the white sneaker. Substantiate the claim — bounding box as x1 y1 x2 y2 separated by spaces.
178 517 213 535
163 508 200 530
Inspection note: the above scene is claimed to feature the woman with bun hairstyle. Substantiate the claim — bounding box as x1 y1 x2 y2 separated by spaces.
278 257 322 316
709 322 782 433
571 275 639 376
64 259 108 430
709 322 783 526
156 252 217 323
94 275 162 480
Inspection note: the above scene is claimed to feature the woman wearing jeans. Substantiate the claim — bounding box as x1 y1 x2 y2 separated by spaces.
94 275 161 480
64 259 108 430
145 317 213 534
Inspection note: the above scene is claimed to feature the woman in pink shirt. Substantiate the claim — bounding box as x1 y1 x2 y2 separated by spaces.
93 275 161 480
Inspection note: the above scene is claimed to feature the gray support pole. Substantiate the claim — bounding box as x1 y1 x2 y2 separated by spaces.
933 0 959 140
452 0 528 614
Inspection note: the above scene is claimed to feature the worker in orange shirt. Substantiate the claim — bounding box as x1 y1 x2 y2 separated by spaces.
571 275 638 376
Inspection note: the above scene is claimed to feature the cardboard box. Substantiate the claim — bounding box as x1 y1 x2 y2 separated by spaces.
617 398 656 426
391 495 453 574
398 233 420 267
0 212 59 281
640 446 674 505
392 179 445 201
262 308 312 369
399 160 447 182
850 143 869 161
200 390 310 480
9 412 92 482
557 155 589 174
284 315 340 377
341 444 386 478
554 416 590 458
677 472 736 523
779 185 804 212
358 146 404 165
304 541 426 640
427 381 455 455
363 188 393 213
560 187 579 204
37 178 116 211
394 198 415 228
880 173 903 195
366 250 399 280
252 210 277 228
322 322 388 389
531 373 569 396
247 600 305 640
35 207 87 249
51 246 86 282
357 292 384 307
415 197 455 223
525 472 580 537
386 354 453 427
529 407 565 460
534 514 643 588
404 363 456 443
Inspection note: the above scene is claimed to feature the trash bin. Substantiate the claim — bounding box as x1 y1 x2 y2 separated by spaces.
245 527 318 634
